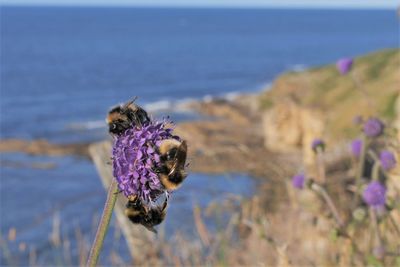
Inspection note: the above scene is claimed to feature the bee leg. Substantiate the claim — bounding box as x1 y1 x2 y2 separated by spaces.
114 189 123 195
153 165 168 175
143 225 158 234
161 198 168 211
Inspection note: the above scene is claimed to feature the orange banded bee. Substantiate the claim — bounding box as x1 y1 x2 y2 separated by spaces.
156 139 188 191
108 98 188 233
106 98 150 136
124 195 168 233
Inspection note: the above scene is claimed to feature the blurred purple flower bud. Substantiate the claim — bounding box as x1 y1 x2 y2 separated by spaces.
292 174 305 189
311 138 325 153
363 117 384 138
380 150 396 171
350 139 363 158
336 58 353 75
362 181 386 209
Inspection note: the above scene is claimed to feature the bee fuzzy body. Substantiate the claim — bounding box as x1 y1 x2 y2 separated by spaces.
124 196 167 233
107 99 150 136
109 99 189 233
157 139 188 191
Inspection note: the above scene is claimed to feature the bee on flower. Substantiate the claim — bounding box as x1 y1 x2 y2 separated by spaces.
109 99 188 233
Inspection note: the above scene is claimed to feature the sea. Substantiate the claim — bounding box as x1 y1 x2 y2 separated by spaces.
0 6 398 265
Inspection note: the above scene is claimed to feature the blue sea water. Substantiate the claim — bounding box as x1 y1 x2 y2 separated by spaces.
0 6 398 265
1 7 398 143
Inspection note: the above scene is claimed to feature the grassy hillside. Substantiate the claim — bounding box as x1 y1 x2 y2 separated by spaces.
260 48 400 139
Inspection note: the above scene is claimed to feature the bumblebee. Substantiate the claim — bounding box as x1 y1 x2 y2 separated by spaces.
106 98 150 135
156 139 188 191
124 195 168 233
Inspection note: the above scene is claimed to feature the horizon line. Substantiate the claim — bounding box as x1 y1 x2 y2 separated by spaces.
0 3 397 10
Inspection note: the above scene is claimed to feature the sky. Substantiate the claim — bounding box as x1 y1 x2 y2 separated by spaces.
0 0 398 9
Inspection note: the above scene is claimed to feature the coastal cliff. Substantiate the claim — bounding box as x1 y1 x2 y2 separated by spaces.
259 48 399 164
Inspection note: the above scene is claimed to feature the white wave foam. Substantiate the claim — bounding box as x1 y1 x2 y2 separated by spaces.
144 100 172 113
67 120 105 130
288 64 307 72
145 98 198 114
223 91 240 101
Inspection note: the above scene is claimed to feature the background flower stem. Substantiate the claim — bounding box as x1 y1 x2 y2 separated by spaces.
311 182 344 228
354 135 367 205
371 161 381 181
86 180 119 267
369 208 384 259
316 149 326 184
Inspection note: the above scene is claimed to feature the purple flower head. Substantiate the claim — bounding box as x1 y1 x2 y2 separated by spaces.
112 119 179 202
362 181 386 209
380 150 396 171
363 117 384 138
292 174 305 189
350 139 363 158
311 138 325 153
336 58 353 75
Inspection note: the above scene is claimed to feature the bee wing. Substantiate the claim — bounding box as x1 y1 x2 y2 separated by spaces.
177 141 188 167
168 140 188 176
122 96 138 109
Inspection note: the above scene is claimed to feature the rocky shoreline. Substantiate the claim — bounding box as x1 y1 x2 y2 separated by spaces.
0 138 91 159
0 95 300 179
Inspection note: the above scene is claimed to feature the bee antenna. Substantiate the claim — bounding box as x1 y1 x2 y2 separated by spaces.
123 96 139 109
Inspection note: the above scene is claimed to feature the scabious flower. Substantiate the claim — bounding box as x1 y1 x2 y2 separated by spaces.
363 117 384 137
311 138 325 153
362 181 386 209
336 58 353 75
112 119 179 203
350 139 363 158
292 174 305 189
380 150 396 171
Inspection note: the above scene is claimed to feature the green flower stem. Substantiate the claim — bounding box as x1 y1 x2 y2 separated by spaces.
355 135 368 199
367 149 379 161
369 208 384 258
389 213 400 238
371 161 381 181
367 149 381 181
311 181 344 228
87 180 119 267
316 149 326 184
